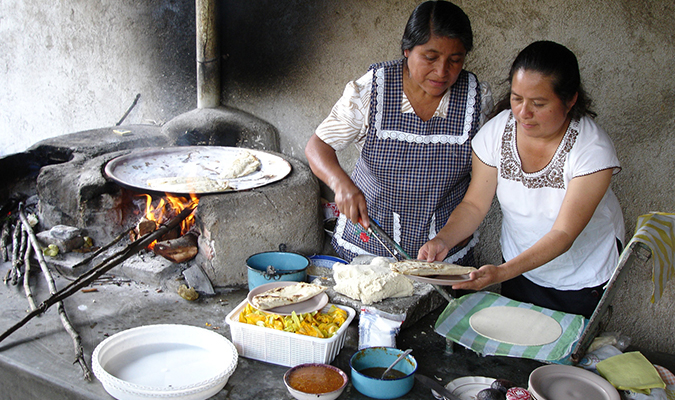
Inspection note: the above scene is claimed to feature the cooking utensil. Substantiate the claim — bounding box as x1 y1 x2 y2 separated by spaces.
367 217 411 259
415 374 462 400
104 146 292 195
246 250 309 290
381 348 413 379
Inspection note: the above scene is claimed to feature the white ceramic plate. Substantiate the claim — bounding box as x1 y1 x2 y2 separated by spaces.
92 324 238 400
105 146 292 194
247 281 329 316
528 365 620 400
469 306 563 346
404 273 472 286
432 376 496 400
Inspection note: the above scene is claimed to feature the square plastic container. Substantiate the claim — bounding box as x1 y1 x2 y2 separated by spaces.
225 299 355 367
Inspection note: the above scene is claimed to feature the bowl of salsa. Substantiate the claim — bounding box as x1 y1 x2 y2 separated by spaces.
283 363 348 400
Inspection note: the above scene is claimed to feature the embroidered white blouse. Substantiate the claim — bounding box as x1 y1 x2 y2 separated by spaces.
472 110 625 290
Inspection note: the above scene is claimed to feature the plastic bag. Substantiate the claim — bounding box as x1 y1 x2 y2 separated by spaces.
358 307 405 350
587 331 632 353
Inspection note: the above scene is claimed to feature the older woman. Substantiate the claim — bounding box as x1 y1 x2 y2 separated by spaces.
306 1 489 264
419 41 624 318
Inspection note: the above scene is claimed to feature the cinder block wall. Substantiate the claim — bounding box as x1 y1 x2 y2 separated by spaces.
2 0 674 353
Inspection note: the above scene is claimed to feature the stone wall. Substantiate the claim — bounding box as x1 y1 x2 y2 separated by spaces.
1 0 674 353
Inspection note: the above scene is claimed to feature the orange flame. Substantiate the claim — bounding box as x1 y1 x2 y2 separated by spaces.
138 193 199 249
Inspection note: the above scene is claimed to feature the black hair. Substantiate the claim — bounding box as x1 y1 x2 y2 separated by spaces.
492 41 596 119
401 1 473 54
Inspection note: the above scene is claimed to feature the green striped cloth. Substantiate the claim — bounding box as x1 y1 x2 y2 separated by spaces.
435 291 587 364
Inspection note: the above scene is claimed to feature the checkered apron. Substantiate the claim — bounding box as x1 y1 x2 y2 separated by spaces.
332 59 480 262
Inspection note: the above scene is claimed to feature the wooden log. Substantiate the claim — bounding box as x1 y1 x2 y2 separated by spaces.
153 232 198 263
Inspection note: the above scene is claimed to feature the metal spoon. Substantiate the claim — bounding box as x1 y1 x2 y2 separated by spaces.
381 349 413 379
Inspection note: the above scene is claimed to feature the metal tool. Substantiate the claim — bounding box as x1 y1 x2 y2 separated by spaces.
414 374 462 400
365 217 454 303
381 348 413 379
367 217 411 259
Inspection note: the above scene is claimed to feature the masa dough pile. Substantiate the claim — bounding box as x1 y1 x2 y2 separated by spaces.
333 257 413 304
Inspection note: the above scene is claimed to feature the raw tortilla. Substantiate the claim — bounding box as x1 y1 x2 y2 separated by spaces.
469 306 563 346
145 150 260 193
251 282 327 310
221 150 261 179
390 259 476 276
146 176 231 192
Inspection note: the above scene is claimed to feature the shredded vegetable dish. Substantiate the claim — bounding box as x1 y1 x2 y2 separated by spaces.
239 303 348 338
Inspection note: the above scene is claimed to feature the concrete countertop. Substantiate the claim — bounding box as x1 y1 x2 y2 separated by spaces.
0 260 554 399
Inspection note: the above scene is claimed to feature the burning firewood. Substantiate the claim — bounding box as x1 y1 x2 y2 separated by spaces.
153 232 198 263
129 217 156 241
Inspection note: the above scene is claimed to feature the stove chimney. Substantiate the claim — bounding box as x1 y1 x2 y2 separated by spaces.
196 0 219 108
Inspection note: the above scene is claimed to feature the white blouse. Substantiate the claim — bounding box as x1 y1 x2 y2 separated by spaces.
472 110 625 290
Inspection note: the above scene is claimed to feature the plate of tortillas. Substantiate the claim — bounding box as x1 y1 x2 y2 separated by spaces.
247 281 329 315
389 259 476 286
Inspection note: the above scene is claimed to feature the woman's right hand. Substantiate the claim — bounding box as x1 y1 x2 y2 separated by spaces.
305 134 370 227
332 178 369 227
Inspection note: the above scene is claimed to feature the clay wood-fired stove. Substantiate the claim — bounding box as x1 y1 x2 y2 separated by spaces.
24 119 323 292
0 0 322 293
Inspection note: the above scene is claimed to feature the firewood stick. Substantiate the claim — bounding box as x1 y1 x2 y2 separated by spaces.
69 226 134 270
4 222 21 285
15 207 93 380
0 221 10 262
0 204 196 345
15 224 27 284
11 220 20 267
23 234 37 312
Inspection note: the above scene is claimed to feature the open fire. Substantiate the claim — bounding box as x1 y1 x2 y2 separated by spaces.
135 193 199 248
128 192 200 264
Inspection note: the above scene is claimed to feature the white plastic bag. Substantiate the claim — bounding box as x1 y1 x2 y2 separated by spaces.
358 307 405 350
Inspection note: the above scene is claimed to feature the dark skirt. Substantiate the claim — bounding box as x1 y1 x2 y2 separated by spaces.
500 238 622 319
500 275 605 319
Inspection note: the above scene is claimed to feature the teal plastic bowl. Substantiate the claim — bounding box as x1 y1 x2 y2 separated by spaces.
349 347 417 399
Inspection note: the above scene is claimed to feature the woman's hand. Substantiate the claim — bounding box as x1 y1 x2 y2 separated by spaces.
305 134 370 227
417 237 450 262
332 178 368 227
451 264 505 291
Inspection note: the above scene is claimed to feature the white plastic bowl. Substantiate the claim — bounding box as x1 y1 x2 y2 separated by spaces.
92 324 238 400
